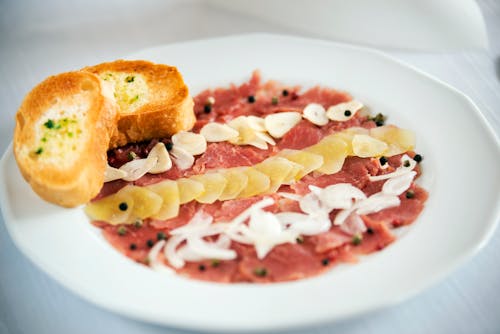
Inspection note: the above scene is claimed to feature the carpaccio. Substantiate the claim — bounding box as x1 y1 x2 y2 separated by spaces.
92 72 428 283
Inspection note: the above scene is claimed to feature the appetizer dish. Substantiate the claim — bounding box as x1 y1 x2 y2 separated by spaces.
14 61 427 283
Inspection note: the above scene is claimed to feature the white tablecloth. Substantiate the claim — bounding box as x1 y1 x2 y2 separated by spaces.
1 1 499 333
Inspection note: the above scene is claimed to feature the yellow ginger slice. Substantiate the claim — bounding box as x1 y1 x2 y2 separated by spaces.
190 173 228 204
238 168 271 198
254 157 298 193
177 178 204 204
277 149 324 179
352 134 388 158
369 125 415 156
219 167 249 201
146 180 180 220
306 136 348 174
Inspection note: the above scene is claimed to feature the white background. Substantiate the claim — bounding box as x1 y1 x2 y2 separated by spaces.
0 1 499 333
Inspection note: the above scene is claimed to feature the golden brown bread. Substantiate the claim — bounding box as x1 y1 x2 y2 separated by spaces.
83 60 195 148
13 71 118 207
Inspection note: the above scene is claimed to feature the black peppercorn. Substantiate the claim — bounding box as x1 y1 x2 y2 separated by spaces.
413 154 423 163
203 104 212 113
118 202 128 211
247 95 256 103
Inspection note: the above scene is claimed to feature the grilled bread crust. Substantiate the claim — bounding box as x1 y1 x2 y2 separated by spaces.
13 71 118 207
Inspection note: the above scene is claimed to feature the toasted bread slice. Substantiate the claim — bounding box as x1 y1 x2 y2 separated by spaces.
14 71 118 207
83 60 195 148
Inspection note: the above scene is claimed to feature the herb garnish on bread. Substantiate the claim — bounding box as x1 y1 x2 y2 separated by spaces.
83 60 195 148
13 71 118 207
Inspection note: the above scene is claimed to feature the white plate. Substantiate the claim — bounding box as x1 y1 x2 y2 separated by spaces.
1 34 499 332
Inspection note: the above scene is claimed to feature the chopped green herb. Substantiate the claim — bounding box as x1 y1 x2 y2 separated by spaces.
35 147 43 155
296 236 304 244
271 96 279 105
125 76 135 83
130 95 139 103
44 119 54 129
352 234 363 246
403 160 411 167
157 232 167 241
253 267 267 277
211 259 221 267
68 132 74 137
117 226 127 236
134 219 143 228
127 151 137 161
406 190 415 199
41 137 47 142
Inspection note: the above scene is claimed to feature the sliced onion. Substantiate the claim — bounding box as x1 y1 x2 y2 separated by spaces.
355 193 400 215
148 240 173 274
120 156 158 181
339 213 367 235
164 235 185 269
186 236 237 260
104 164 127 182
382 171 416 195
312 183 367 210
369 154 416 181
286 215 331 236
148 142 172 174
170 146 195 170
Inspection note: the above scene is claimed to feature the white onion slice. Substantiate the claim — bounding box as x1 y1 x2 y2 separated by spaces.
170 146 195 170
148 142 172 174
120 156 158 181
339 213 367 236
369 154 416 181
172 131 207 156
104 164 128 182
326 100 363 121
355 193 400 215
164 235 185 269
200 123 239 142
303 103 328 126
382 171 416 195
148 240 173 274
187 237 237 260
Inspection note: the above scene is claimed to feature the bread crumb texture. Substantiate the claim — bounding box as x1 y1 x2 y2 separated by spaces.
100 72 149 114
